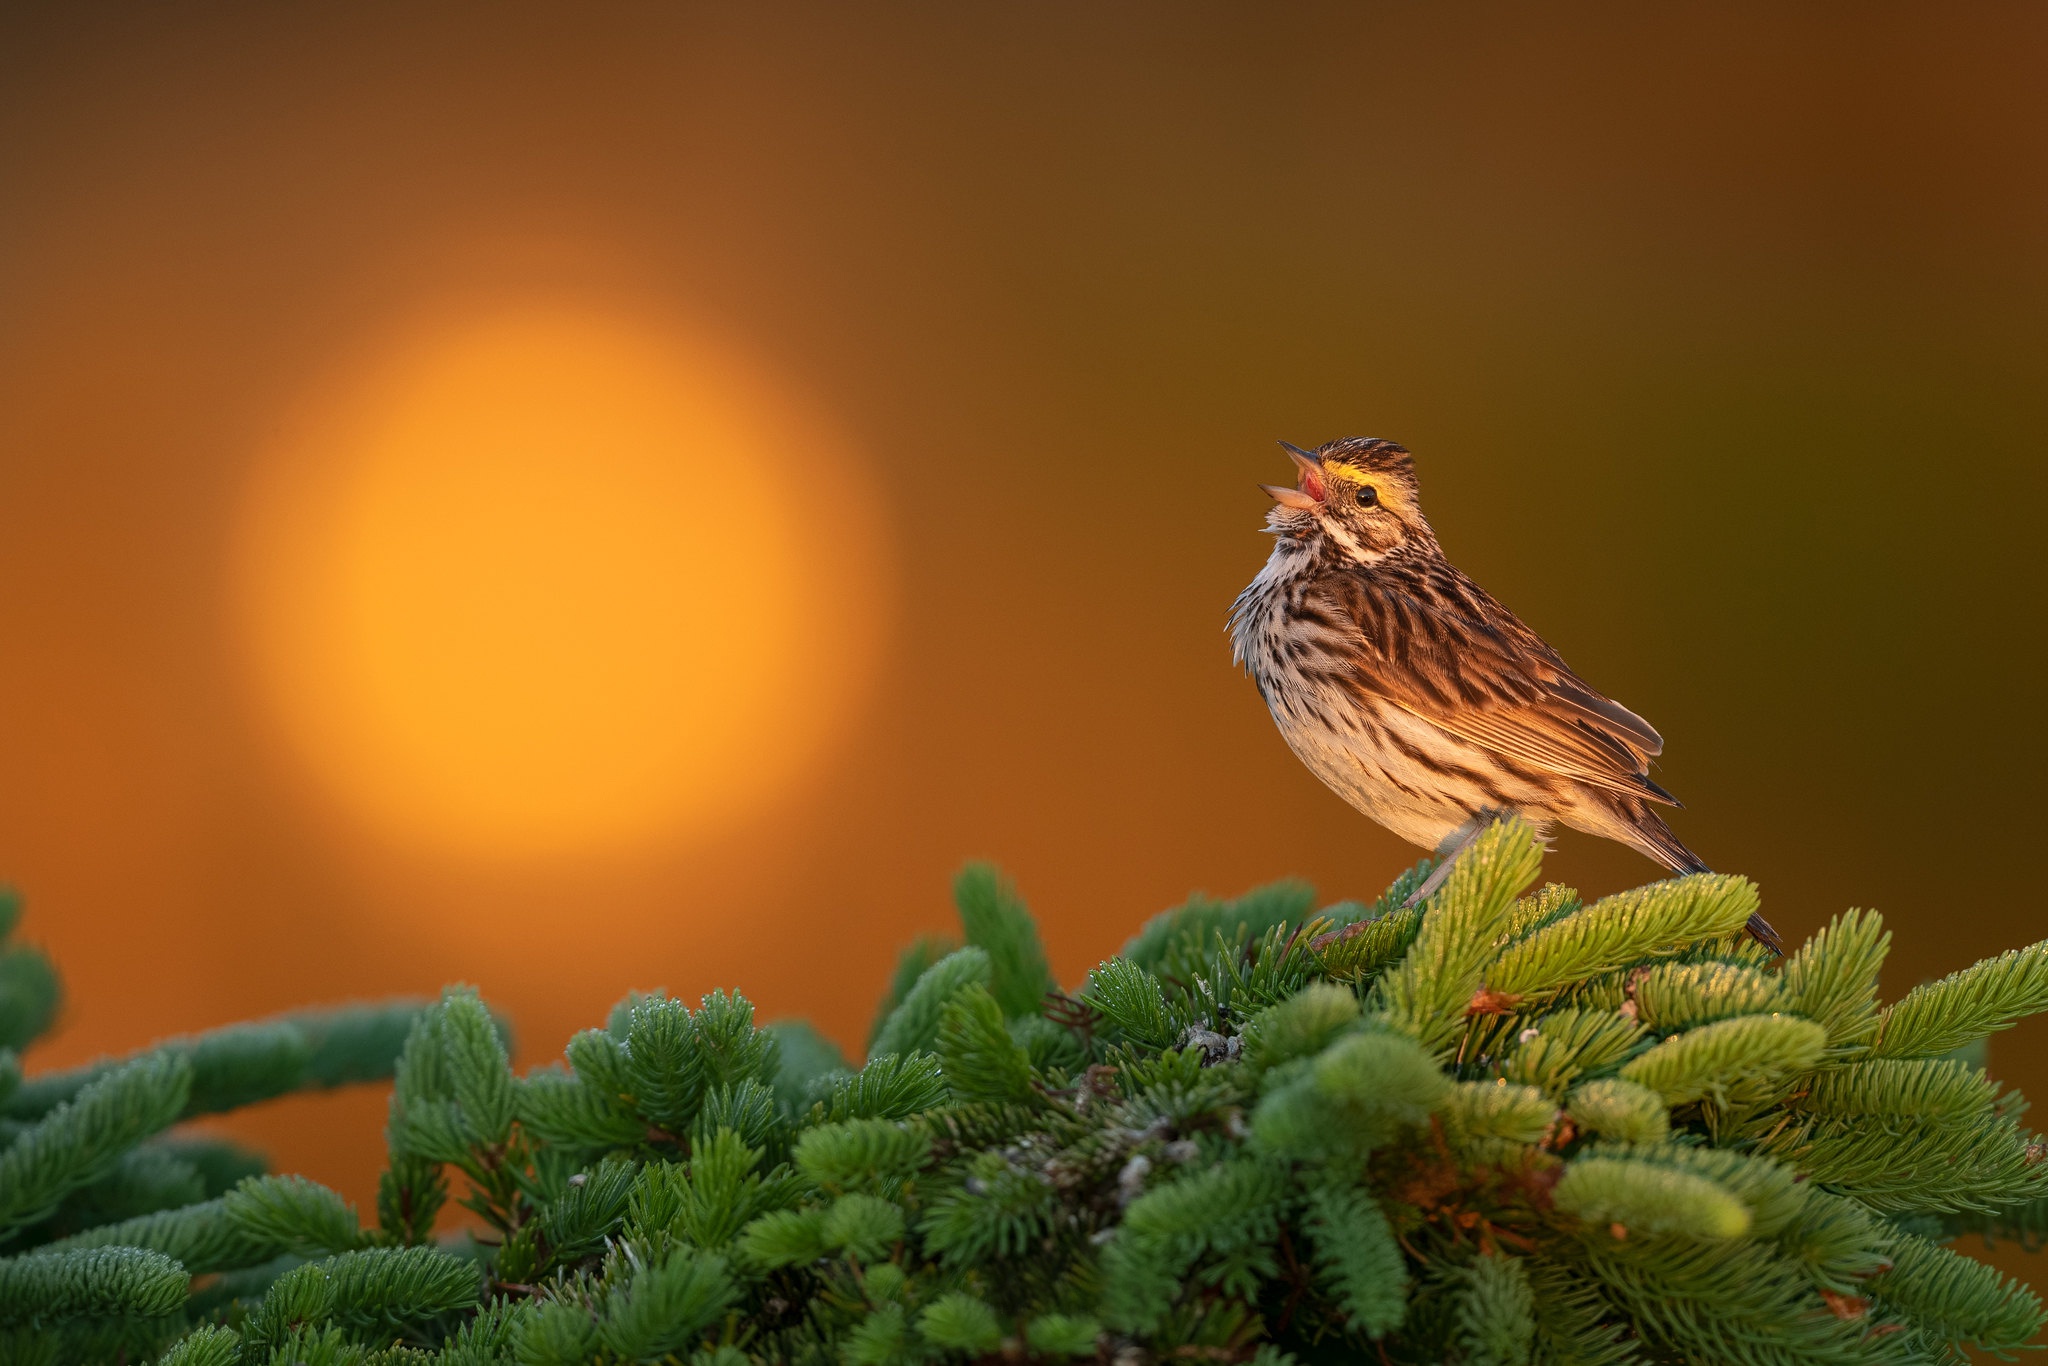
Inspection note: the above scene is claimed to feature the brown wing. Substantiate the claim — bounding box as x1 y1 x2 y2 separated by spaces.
1313 564 1677 804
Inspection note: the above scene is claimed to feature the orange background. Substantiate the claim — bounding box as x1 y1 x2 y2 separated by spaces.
2 0 2046 1260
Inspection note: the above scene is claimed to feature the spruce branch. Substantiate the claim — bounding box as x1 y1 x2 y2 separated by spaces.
1302 1182 1407 1337
1455 1252 1536 1366
1876 940 2048 1060
1778 908 1891 1055
17 848 2048 1366
1375 818 1544 1054
1871 1232 2047 1355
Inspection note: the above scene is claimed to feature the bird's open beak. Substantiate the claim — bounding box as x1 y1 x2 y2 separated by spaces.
1262 441 1324 509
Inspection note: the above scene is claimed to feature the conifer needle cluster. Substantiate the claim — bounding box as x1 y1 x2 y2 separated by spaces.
4 821 2048 1364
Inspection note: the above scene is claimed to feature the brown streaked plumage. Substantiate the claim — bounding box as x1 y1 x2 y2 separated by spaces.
1229 435 1779 951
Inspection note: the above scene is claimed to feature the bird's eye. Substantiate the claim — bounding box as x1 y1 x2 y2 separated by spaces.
1357 485 1379 507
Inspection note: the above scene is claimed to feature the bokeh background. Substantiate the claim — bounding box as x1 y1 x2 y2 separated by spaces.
2 0 2045 1255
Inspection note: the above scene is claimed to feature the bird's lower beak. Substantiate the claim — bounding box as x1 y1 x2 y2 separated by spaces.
1261 484 1320 510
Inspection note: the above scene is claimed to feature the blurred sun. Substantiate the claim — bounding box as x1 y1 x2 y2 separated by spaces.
232 303 890 861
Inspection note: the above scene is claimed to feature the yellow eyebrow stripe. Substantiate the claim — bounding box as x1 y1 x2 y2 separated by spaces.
1322 459 1409 514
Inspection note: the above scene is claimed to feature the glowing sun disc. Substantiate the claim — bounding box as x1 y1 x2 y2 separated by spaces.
232 304 890 860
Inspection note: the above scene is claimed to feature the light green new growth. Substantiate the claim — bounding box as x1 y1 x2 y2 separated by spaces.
1630 960 1780 1031
1553 1156 1752 1239
1485 874 1760 998
1618 1012 1827 1106
1375 820 1543 1052
1565 1077 1670 1144
1441 1080 1554 1150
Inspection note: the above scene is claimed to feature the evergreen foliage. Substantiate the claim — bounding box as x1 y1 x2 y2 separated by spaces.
2 830 2048 1363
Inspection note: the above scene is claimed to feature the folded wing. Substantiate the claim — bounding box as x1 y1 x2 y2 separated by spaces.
1316 566 1677 805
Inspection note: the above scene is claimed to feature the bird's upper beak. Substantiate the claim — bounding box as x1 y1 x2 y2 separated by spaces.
1261 441 1324 510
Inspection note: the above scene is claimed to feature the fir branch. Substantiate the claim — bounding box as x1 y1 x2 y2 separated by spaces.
1456 1253 1536 1366
1441 1080 1555 1151
869 947 993 1062
158 1325 240 1366
792 1118 930 1195
3 1000 429 1121
1497 1006 1646 1097
1629 961 1780 1033
0 1052 190 1240
0 1246 187 1325
1564 1079 1670 1145
1078 958 1187 1050
1525 1256 1638 1366
819 1051 949 1122
1312 904 1423 987
935 983 1035 1104
0 943 61 1055
596 1246 735 1360
1797 1057 2000 1122
919 1290 1002 1353
866 934 959 1054
692 991 780 1094
40 1173 359 1272
1758 1109 2048 1215
953 864 1057 1020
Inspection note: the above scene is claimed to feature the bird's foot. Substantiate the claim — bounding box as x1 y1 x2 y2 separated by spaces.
1398 810 1511 909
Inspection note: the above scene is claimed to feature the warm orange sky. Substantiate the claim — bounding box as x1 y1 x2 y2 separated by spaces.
2 3 2046 1223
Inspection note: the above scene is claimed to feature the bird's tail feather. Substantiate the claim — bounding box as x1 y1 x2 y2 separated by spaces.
1621 801 1782 955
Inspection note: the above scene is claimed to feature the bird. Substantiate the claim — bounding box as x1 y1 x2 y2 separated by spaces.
1228 436 1779 953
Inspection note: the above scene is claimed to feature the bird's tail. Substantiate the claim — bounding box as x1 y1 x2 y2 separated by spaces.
1621 800 1783 955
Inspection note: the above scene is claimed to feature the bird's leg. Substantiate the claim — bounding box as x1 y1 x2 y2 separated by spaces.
1400 811 1509 909
1400 849 1461 909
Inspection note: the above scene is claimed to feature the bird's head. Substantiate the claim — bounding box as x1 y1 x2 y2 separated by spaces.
1261 436 1430 561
